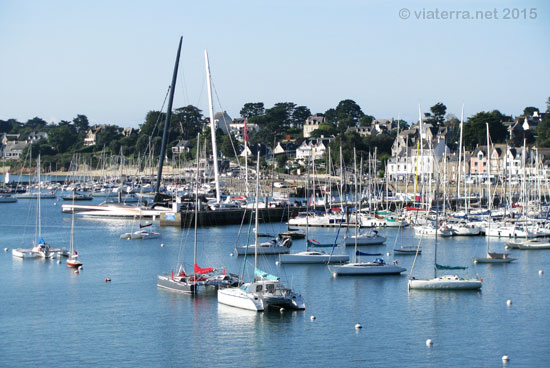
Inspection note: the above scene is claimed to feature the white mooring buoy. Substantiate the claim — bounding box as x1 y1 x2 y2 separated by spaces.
539 269 543 276
502 355 509 362
275 261 280 265
355 323 362 329
280 308 285 313
310 315 316 321
386 252 390 257
506 299 512 306
4 248 8 252
426 339 433 347
229 253 234 257
160 243 164 247
57 260 62 264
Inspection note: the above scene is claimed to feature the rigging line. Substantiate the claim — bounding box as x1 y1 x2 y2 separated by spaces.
178 44 190 107
196 74 206 111
210 79 243 168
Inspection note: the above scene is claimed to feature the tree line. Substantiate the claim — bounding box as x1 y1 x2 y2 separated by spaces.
1 97 548 170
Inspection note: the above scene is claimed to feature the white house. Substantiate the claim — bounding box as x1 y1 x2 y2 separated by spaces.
229 118 259 142
303 114 326 138
295 137 333 160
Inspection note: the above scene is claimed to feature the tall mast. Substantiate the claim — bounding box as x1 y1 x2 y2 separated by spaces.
305 157 310 251
253 149 260 281
155 36 182 202
457 104 464 206
353 148 358 263
204 50 221 203
486 123 491 213
434 175 440 279
193 133 200 293
37 154 41 241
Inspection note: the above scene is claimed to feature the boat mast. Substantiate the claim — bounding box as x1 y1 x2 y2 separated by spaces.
305 157 310 252
434 174 440 279
37 154 41 242
253 149 260 281
457 104 464 208
353 148 358 263
204 50 221 203
486 123 491 255
155 36 182 203
193 133 200 294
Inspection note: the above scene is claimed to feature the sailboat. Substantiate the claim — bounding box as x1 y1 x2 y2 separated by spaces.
330 149 406 276
409 176 482 290
12 155 55 259
66 197 83 268
218 151 305 311
393 223 421 255
473 124 517 264
279 158 349 264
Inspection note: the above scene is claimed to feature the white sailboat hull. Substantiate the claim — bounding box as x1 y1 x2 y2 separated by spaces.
279 252 349 264
236 245 290 255
11 249 38 258
473 256 516 263
217 287 264 311
332 262 406 275
344 235 386 246
408 276 482 290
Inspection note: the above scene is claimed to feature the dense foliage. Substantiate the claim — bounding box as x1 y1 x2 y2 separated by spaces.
2 98 547 170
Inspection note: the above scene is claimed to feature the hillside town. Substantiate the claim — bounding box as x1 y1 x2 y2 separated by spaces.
2 100 549 183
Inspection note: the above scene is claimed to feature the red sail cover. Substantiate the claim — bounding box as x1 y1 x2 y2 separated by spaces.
194 263 213 274
406 205 426 211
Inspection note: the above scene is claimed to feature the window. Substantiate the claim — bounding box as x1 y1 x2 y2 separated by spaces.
256 285 263 292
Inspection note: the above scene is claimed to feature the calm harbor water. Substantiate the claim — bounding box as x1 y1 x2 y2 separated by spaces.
1 197 549 367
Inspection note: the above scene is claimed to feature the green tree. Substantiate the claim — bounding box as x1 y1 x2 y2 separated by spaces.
324 108 337 124
523 106 539 116
292 106 311 128
275 154 288 170
174 105 203 139
25 117 48 130
536 110 550 147
463 110 508 149
48 124 77 153
72 114 90 133
220 133 238 159
335 99 364 126
240 102 265 118
425 102 447 127
310 123 338 138
96 125 122 151
359 115 375 127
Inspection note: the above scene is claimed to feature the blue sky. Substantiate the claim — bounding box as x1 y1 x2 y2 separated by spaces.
1 0 548 128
